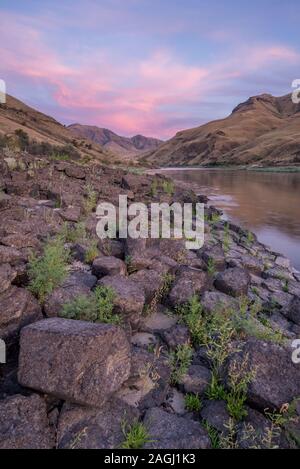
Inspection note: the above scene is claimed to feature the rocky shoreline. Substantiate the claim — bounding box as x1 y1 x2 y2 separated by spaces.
0 152 300 449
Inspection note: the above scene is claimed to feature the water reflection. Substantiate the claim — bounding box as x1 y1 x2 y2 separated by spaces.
163 169 300 270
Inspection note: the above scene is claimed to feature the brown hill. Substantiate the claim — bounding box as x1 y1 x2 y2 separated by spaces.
0 95 122 164
143 93 300 167
68 124 162 157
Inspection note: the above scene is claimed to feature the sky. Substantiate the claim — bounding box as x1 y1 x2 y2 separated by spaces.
0 0 299 139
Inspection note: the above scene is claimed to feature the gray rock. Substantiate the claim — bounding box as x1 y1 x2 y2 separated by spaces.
179 365 211 395
202 244 226 271
98 275 145 328
215 267 250 297
0 286 42 344
18 318 131 407
0 245 25 264
57 398 139 449
200 400 230 434
0 263 17 292
92 256 126 278
226 339 300 410
0 394 55 449
202 291 239 315
161 324 191 350
285 296 300 326
116 347 170 410
129 269 165 303
59 206 81 222
168 267 209 307
44 283 91 318
143 407 211 449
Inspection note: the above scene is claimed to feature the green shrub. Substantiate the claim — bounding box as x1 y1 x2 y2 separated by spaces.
120 420 152 449
206 258 216 277
60 285 120 325
185 393 202 412
28 237 69 302
169 343 193 385
60 221 86 243
162 180 175 195
84 184 97 213
84 240 99 263
176 295 205 346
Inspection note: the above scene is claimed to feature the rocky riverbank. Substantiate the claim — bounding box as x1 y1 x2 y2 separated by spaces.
0 151 300 449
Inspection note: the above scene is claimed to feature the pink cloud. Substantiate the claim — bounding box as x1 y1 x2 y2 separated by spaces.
1 10 299 138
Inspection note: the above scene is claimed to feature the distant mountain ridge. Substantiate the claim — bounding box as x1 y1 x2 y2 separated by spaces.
68 124 163 157
143 93 300 167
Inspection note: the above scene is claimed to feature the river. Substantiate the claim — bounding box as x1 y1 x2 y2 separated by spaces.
161 168 300 271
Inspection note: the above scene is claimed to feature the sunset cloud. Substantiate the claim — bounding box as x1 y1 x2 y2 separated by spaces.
0 2 299 138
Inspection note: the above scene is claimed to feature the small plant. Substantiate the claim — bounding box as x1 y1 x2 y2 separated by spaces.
28 236 69 302
60 285 120 325
210 212 221 225
162 179 175 195
84 240 99 263
120 420 152 449
202 421 220 449
60 221 86 243
146 273 174 315
169 343 193 385
225 355 256 421
245 231 255 246
185 393 202 412
206 258 216 277
125 255 138 274
222 223 231 253
176 295 204 346
68 427 88 449
282 280 289 293
84 184 97 213
150 178 158 197
206 373 227 401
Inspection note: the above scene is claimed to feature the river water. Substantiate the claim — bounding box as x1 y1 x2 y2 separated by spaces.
162 168 300 271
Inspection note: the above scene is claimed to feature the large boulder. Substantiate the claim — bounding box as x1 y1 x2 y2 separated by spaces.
143 407 211 449
0 286 42 344
168 267 209 307
98 275 145 328
18 318 131 407
0 394 55 449
226 339 300 410
215 267 250 297
57 398 139 449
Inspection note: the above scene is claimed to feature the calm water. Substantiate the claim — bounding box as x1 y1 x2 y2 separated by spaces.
162 169 300 271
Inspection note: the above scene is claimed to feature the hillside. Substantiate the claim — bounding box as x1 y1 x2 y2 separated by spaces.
143 93 300 167
68 124 162 157
0 95 122 164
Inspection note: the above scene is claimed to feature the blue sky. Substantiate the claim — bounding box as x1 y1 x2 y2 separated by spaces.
0 0 299 138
